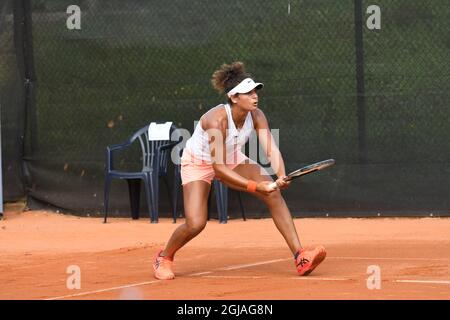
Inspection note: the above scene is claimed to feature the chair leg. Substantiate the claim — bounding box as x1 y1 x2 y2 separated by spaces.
220 182 228 224
104 176 112 223
172 167 181 223
127 179 141 220
207 188 212 221
163 175 174 219
214 180 222 222
214 180 228 224
154 175 159 223
143 175 153 223
237 192 246 221
149 172 159 223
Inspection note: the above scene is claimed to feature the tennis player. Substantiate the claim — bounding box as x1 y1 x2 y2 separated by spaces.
153 62 326 279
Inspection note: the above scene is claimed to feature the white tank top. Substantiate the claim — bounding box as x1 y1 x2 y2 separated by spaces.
185 103 254 163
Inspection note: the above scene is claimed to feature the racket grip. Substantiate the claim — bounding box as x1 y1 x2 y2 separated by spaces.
268 181 278 190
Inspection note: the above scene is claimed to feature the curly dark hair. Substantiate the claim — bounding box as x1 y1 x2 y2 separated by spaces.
211 61 251 95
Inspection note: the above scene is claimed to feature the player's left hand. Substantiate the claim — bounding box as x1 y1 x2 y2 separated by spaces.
275 176 291 190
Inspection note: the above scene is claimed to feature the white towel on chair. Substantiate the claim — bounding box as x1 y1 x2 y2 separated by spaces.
148 121 173 140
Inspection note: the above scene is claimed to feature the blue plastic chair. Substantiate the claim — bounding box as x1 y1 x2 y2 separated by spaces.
172 147 183 223
104 123 180 223
210 179 246 223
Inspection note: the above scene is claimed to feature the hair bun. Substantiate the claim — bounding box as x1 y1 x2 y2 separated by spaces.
211 61 250 94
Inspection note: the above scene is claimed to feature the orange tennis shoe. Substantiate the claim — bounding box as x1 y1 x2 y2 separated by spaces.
153 249 175 280
295 245 327 276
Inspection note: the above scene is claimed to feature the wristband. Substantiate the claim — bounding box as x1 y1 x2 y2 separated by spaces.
246 180 258 193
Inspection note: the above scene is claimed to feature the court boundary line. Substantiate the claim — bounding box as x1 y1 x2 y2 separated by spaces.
327 256 450 261
394 279 450 285
218 258 290 271
44 280 161 300
289 277 352 281
203 275 265 279
43 255 450 300
44 258 289 300
199 275 351 281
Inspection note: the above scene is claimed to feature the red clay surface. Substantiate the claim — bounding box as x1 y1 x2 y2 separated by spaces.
1 202 450 300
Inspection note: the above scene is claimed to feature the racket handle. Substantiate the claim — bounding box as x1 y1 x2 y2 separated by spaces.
268 181 278 190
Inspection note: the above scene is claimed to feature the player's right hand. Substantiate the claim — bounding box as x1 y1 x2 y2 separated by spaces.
275 175 291 190
256 181 277 194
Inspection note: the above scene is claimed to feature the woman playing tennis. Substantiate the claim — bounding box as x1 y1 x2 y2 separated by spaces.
153 61 326 279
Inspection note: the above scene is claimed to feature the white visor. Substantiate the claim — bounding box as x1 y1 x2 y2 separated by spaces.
227 78 264 97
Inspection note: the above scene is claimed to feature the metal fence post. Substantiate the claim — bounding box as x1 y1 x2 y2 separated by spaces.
354 0 367 164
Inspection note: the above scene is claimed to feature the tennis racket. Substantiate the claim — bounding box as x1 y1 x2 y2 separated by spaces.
269 159 335 190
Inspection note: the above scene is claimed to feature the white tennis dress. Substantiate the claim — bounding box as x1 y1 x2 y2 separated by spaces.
180 103 254 185
184 103 254 164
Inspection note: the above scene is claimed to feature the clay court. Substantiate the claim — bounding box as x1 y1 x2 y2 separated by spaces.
1 202 449 300
2 0 450 303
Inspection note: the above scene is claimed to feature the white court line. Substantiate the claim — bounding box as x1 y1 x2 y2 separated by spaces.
188 271 213 276
44 280 160 300
203 275 265 279
219 258 291 271
44 258 289 300
203 275 350 281
43 255 450 300
327 256 450 261
394 280 450 285
289 277 351 281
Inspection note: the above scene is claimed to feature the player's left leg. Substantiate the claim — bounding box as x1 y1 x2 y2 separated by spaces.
230 162 302 254
228 162 326 275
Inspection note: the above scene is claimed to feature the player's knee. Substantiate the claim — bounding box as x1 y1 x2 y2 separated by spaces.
186 219 207 235
263 189 283 205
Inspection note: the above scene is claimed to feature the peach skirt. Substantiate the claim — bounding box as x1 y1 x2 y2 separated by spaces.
180 148 248 186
